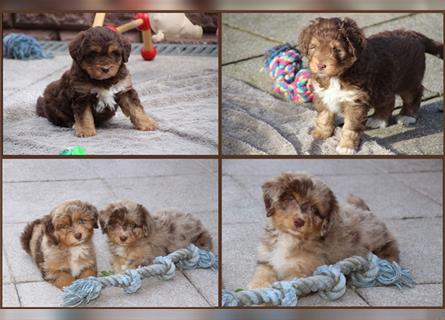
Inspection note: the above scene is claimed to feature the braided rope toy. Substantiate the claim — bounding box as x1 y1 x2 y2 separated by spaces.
264 43 313 103
223 253 415 307
63 244 217 307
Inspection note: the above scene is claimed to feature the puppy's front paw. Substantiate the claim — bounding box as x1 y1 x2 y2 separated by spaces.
336 145 356 155
396 115 416 126
74 125 97 138
366 117 388 129
311 128 333 140
135 118 157 131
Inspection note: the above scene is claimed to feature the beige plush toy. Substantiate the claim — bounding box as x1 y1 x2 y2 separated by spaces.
149 13 203 42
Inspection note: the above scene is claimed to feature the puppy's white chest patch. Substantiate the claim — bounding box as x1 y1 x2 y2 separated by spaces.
69 244 90 278
269 233 300 279
90 76 132 113
313 77 357 114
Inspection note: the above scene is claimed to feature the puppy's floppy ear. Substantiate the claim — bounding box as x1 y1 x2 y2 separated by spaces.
262 182 277 217
339 17 367 58
43 215 59 245
98 207 112 234
84 203 99 229
298 18 321 56
69 31 86 63
118 34 132 63
320 191 339 238
137 204 154 237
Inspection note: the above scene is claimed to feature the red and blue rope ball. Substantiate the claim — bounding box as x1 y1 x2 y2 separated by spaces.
264 43 313 103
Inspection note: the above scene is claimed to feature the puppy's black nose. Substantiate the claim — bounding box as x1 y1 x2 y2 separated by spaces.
120 235 128 242
317 63 327 71
74 233 82 240
294 218 305 228
101 66 110 73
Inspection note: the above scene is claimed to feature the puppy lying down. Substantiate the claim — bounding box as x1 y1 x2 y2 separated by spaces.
20 200 99 289
248 172 399 289
36 26 157 137
99 200 212 273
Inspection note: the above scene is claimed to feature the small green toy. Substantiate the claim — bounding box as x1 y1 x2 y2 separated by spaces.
59 146 87 155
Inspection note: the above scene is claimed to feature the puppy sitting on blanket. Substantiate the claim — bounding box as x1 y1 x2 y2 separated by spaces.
99 200 213 273
248 172 399 289
36 26 157 137
20 200 99 289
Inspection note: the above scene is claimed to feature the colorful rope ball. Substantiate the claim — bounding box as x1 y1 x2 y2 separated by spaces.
264 43 313 103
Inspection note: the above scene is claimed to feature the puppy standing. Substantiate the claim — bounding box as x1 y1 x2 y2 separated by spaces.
248 172 399 289
20 200 99 288
36 26 157 137
99 200 213 273
298 17 443 154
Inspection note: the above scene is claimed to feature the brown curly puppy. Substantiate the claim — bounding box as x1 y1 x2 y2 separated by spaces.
20 200 99 289
36 26 157 137
298 17 443 154
248 172 399 289
99 200 212 273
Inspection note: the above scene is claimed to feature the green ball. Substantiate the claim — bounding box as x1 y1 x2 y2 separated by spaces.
59 146 87 155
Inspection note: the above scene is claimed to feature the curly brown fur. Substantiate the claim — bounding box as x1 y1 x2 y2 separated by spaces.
99 200 212 273
298 17 443 154
36 26 156 137
20 200 99 289
248 172 399 289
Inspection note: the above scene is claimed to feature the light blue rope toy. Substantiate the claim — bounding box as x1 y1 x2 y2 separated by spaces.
63 244 217 307
223 253 415 306
3 33 52 60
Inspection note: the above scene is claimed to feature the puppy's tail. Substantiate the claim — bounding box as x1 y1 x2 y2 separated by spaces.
36 96 46 118
414 32 443 59
20 221 36 255
193 230 213 251
346 194 370 211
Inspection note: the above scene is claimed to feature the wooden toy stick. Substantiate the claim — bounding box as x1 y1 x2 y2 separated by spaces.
93 13 106 27
142 29 154 50
116 19 144 33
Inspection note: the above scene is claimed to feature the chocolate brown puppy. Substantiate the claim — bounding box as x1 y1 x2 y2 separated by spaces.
248 172 399 289
20 200 99 289
99 200 212 273
36 26 157 137
298 17 443 154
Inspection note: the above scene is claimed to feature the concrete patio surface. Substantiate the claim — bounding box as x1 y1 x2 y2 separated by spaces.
222 13 443 155
222 159 443 306
2 159 218 307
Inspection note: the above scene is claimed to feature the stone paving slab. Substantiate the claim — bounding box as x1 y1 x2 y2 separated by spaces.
222 160 442 306
3 180 114 224
366 98 444 155
2 160 218 307
356 284 443 307
103 175 217 214
2 284 21 308
222 25 277 64
223 13 413 45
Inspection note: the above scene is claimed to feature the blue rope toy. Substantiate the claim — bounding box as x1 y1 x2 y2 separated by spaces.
223 253 415 307
63 244 217 307
3 33 52 60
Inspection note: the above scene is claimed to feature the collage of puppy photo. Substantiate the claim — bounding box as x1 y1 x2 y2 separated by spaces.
1 10 444 310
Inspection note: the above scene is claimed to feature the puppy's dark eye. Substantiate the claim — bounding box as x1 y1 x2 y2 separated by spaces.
332 47 342 54
78 219 85 225
312 207 321 217
111 50 120 57
309 44 317 50
57 224 68 229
